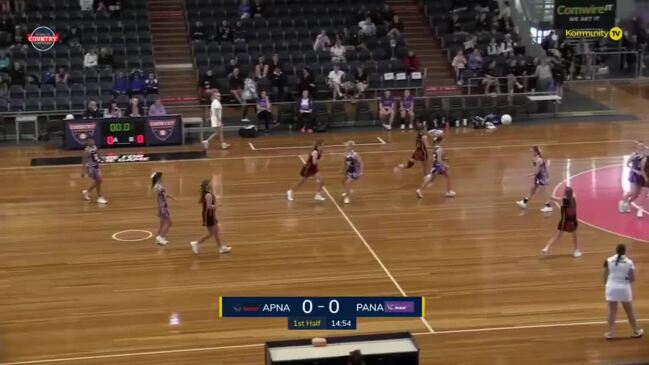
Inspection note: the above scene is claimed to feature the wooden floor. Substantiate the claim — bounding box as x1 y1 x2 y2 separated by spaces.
2 82 649 364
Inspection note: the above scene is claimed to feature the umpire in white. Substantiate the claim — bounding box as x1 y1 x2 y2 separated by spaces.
604 244 644 339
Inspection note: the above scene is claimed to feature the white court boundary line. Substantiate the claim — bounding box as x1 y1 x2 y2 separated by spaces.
297 156 435 334
249 137 387 151
3 319 647 365
552 164 649 243
111 230 153 242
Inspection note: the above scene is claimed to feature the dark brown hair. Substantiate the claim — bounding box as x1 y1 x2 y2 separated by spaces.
615 244 626 266
199 180 210 204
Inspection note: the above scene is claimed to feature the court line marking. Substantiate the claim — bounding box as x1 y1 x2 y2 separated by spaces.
297 155 435 334
111 230 153 242
552 164 649 243
249 137 387 151
3 319 647 364
0 138 635 172
631 202 648 216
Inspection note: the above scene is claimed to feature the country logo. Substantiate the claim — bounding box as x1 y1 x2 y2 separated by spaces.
28 26 59 52
68 122 97 145
148 119 176 142
384 301 415 313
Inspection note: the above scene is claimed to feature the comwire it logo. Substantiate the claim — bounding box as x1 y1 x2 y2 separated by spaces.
563 26 623 41
27 26 59 52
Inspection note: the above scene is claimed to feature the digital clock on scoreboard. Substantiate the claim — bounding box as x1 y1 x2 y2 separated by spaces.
101 120 146 147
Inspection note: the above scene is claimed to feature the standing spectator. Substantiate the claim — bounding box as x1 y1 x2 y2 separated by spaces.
0 50 10 72
83 100 102 119
112 71 129 95
199 69 216 102
499 33 515 57
313 30 331 51
524 57 538 89
387 15 404 38
358 15 376 38
448 13 462 34
402 50 421 73
330 39 346 63
352 63 368 99
255 56 268 80
487 37 499 56
252 0 265 17
148 99 167 116
475 10 489 33
232 20 246 42
9 62 24 86
42 67 56 86
129 72 144 95
127 97 144 117
298 68 316 97
499 1 513 32
270 65 287 101
192 21 207 41
604 244 644 340
145 72 159 95
97 47 114 69
535 58 554 92
228 67 244 104
451 50 467 85
256 89 275 131
327 64 345 100
218 20 233 42
239 0 251 19
104 100 122 117
80 0 94 11
83 48 98 69
296 90 315 133
241 71 258 121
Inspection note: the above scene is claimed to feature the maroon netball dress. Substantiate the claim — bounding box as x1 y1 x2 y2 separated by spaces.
300 147 321 177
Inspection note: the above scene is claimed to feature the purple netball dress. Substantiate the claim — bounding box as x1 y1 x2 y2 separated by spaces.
85 145 101 180
629 153 646 186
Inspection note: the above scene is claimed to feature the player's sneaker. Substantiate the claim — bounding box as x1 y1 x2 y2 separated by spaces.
190 241 200 255
516 200 527 209
221 142 231 150
219 245 232 254
618 200 627 213
156 236 168 246
287 190 294 201
201 140 209 149
416 189 423 199
541 248 550 255
400 124 405 130
632 329 644 338
314 194 326 201
96 197 108 204
573 250 582 258
445 190 457 197
540 206 553 213
343 196 350 204
637 209 644 218
82 190 91 201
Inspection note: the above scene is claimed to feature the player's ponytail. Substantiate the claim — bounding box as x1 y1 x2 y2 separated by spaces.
564 186 575 207
615 244 626 266
532 145 542 157
199 180 210 204
151 172 162 188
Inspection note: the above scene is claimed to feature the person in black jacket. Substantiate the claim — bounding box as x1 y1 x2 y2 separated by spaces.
83 100 103 119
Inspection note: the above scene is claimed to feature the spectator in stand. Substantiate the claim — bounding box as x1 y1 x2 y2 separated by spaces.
468 49 484 75
499 33 515 57
463 34 478 53
270 65 287 101
356 39 369 52
535 57 554 92
267 53 283 75
506 59 524 94
451 50 467 85
199 69 216 102
339 27 359 48
355 6 368 24
98 47 114 69
298 68 316 97
402 50 421 74
387 15 404 38
232 20 246 42
241 71 258 121
56 67 70 84
65 26 82 47
192 21 206 41
129 72 144 95
83 100 102 119
113 71 129 96
228 67 244 104
255 56 268 80
127 97 145 117
524 57 538 88
313 29 331 51
330 39 346 63
352 63 368 99
218 20 233 42
104 100 122 118
0 0 9 13
499 1 513 32
449 13 462 34
475 10 489 33
9 32 28 51
9 62 24 86
252 0 265 17
239 0 251 19
42 67 55 86
296 89 315 133
487 37 499 56
256 89 274 131
83 48 98 69
0 75 7 96
80 0 94 11
26 73 40 87
107 0 121 18
358 15 376 38
381 4 395 24
481 60 499 94
148 99 167 116
14 0 26 12
328 64 346 100
0 50 10 72
95 1 107 13
225 58 239 76
145 72 159 95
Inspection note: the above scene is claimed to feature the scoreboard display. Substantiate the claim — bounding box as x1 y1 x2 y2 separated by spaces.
220 296 425 330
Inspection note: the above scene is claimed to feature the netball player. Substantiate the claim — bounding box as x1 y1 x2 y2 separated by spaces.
80 138 108 204
190 180 231 255
287 141 325 201
393 117 430 176
342 141 363 204
416 133 456 198
517 146 553 213
619 141 647 216
603 244 643 339
202 90 231 150
399 89 415 130
379 90 395 130
542 186 581 257
151 172 177 246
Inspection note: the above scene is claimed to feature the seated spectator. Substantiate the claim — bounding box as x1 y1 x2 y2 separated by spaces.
296 89 315 133
352 63 368 99
218 20 233 42
356 39 369 52
524 57 538 87
0 74 8 96
468 49 483 73
104 100 122 118
65 26 82 47
241 71 258 121
112 71 129 95
475 10 489 33
358 15 376 38
481 60 499 94
252 0 265 17
98 47 114 69
232 20 246 42
270 65 287 101
83 48 98 69
402 50 421 73
192 21 207 41
313 29 331 51
9 62 24 86
56 67 70 84
129 72 144 95
499 34 515 57
0 50 10 72
42 67 56 86
256 89 274 131
535 57 554 92
26 73 40 87
487 38 499 56
379 90 395 130
267 53 283 75
229 67 244 104
148 99 167 116
107 0 121 18
145 72 159 95
199 69 216 102
380 4 395 24
463 35 477 53
83 100 103 119
255 55 268 79
95 1 107 13
339 27 359 48
9 33 28 51
239 0 251 19
387 15 404 38
506 59 525 94
355 6 368 24
225 58 239 76
449 13 462 34
330 39 346 63
298 68 316 97
327 64 345 100
451 50 467 85
127 97 144 117
80 0 94 12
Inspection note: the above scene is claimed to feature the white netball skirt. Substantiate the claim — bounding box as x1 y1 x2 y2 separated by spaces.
606 283 632 302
